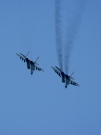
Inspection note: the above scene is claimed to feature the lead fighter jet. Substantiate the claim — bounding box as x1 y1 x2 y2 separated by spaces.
16 52 44 75
51 66 79 88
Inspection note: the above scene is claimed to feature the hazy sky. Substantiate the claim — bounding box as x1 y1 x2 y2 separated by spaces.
0 0 101 135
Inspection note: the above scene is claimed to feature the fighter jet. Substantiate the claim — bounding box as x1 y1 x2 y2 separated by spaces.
16 52 44 75
51 66 79 88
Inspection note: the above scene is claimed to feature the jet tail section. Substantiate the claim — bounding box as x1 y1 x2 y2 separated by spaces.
70 71 74 80
26 51 30 57
35 57 39 65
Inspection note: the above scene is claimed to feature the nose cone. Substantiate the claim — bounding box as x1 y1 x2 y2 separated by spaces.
65 85 67 88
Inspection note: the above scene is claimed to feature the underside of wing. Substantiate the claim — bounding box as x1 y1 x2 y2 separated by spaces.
16 53 26 62
51 66 61 77
36 66 44 72
20 53 26 59
70 80 79 86
55 66 62 72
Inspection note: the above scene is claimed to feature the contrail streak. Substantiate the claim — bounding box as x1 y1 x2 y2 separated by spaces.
55 0 63 71
64 0 86 74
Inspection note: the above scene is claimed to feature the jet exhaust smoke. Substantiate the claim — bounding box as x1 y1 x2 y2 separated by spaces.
55 0 86 74
55 0 63 71
64 0 86 74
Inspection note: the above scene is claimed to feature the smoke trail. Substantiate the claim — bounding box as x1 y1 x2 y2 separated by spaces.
64 0 86 74
55 0 63 70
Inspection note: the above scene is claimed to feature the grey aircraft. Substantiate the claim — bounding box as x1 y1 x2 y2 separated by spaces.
16 52 44 75
51 66 79 88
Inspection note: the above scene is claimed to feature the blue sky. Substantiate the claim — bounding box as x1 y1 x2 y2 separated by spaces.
0 0 101 135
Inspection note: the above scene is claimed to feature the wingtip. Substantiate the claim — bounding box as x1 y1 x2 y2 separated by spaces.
51 66 55 70
55 66 61 72
16 53 20 57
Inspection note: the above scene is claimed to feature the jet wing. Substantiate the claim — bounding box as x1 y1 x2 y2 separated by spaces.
16 53 30 69
55 66 62 72
51 66 61 77
16 53 26 61
70 80 79 86
36 65 44 72
20 53 27 59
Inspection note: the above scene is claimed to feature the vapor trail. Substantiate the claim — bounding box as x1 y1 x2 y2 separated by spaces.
55 0 63 70
64 0 86 74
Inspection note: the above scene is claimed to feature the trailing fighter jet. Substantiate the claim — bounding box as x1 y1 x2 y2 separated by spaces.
16 52 44 75
51 66 79 88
